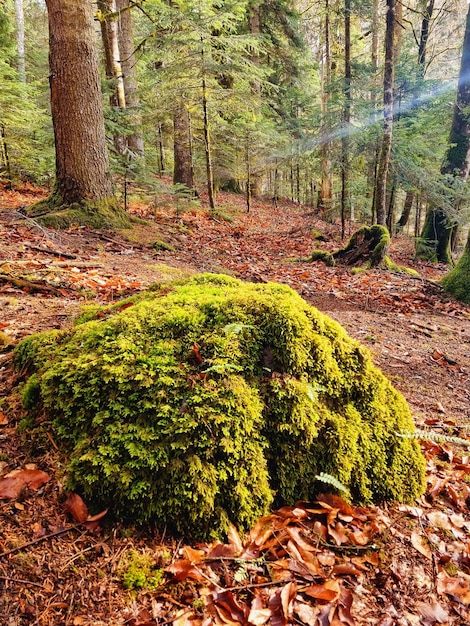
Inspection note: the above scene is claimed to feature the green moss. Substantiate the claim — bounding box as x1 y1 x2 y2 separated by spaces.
441 239 470 304
152 240 175 252
305 250 335 266
118 550 164 591
27 193 131 229
334 225 390 268
14 273 426 539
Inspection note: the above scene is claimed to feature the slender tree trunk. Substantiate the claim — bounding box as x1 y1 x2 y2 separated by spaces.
418 0 434 76
319 0 333 217
157 123 165 175
201 42 215 211
374 0 395 226
45 0 115 205
341 0 351 240
396 189 414 231
116 0 144 156
14 0 26 82
246 133 251 212
173 100 195 192
98 0 127 155
396 0 435 229
368 0 380 220
1 124 12 188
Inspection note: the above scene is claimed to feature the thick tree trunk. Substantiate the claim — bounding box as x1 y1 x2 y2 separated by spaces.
30 0 126 228
374 0 395 226
46 0 115 203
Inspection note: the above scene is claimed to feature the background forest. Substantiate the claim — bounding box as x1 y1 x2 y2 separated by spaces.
0 0 469 250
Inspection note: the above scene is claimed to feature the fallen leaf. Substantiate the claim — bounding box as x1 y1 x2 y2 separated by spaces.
303 579 341 602
411 530 433 560
63 492 89 523
0 469 50 499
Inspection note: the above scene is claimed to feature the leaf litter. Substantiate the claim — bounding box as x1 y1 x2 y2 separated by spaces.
0 182 470 624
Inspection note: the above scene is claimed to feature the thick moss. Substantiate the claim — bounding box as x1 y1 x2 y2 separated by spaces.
14 274 426 539
28 190 131 229
441 237 470 304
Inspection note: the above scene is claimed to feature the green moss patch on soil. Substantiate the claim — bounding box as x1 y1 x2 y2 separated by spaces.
14 273 426 540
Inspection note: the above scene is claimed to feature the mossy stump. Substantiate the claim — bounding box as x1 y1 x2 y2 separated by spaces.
333 225 390 267
15 274 426 539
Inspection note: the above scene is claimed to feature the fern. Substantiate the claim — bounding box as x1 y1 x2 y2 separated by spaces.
315 472 350 495
397 429 470 448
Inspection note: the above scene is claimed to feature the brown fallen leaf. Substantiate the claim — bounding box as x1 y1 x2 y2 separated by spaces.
0 469 50 499
64 492 89 523
303 579 341 603
411 530 433 560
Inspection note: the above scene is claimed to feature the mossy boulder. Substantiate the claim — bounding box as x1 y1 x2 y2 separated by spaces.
441 237 470 304
15 274 426 539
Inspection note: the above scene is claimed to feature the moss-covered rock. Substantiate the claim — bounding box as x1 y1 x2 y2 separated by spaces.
14 274 426 539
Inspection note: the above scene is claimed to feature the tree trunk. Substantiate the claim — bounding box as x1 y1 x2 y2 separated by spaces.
417 4 470 264
173 100 195 192
341 0 351 240
396 189 414 230
201 41 215 211
319 0 333 218
418 0 434 76
31 0 124 227
374 0 395 226
14 0 26 82
98 0 127 156
116 0 145 156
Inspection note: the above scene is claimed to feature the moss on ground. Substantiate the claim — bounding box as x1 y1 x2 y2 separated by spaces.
14 274 426 539
27 193 131 229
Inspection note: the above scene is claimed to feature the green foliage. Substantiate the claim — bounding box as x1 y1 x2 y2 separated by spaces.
15 274 426 540
118 550 164 591
0 4 53 184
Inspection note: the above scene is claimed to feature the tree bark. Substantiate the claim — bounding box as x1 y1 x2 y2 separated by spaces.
116 0 145 156
319 0 333 218
38 0 119 221
98 0 127 156
173 100 195 192
14 0 25 82
341 0 351 240
373 0 395 226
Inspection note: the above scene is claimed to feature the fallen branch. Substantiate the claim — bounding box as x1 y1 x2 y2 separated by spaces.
0 273 64 296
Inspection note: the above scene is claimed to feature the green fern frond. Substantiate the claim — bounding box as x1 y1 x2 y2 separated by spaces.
397 429 470 448
315 472 350 495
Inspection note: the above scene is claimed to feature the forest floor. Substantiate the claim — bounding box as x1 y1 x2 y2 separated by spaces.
0 181 469 626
